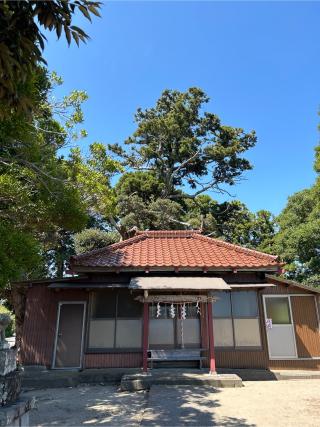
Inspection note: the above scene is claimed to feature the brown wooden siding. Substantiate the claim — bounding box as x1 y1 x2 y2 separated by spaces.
263 280 311 294
21 286 142 369
291 296 320 357
21 279 320 371
21 286 88 367
84 353 142 368
216 350 268 368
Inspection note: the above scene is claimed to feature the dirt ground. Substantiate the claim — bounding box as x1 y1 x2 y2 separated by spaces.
24 380 320 426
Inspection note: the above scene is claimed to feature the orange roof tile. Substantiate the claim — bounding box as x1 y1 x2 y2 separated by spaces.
71 230 280 271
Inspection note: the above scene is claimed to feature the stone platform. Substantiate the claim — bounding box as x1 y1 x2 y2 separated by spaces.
22 366 320 390
272 369 320 380
23 367 242 390
121 370 242 391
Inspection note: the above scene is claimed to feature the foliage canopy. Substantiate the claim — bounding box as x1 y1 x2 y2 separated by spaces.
110 88 257 199
0 0 101 116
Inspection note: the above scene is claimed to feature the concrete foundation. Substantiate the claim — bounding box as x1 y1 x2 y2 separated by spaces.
272 369 320 380
120 370 242 391
21 366 320 390
22 367 137 389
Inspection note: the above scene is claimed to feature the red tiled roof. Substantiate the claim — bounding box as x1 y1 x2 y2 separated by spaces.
70 230 280 271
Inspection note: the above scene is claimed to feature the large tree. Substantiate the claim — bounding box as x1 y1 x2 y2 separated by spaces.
110 88 257 200
114 171 184 233
74 228 120 254
0 68 86 282
108 87 258 239
184 196 276 250
114 172 276 249
274 183 320 286
0 0 101 116
273 145 320 287
0 68 120 282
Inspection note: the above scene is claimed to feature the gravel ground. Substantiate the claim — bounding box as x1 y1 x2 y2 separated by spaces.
24 380 320 426
24 385 147 426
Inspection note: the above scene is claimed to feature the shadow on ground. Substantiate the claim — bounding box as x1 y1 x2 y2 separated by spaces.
24 384 255 426
141 385 255 426
23 378 320 426
24 385 147 426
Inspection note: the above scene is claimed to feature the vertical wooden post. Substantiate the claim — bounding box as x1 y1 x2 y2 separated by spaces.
142 302 149 373
207 301 216 374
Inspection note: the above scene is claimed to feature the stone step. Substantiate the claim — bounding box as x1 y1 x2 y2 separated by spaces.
120 371 242 391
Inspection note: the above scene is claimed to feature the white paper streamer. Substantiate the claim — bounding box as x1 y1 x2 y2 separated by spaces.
170 303 175 318
156 302 161 318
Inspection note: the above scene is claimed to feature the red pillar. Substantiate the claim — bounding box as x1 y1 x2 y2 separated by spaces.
207 301 216 374
142 302 149 373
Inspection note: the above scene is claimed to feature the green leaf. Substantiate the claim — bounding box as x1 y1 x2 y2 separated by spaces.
64 26 71 45
88 4 101 17
72 32 80 47
56 22 62 39
78 5 91 21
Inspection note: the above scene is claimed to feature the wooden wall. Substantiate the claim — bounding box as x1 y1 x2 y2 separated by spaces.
84 353 142 368
291 296 320 357
21 286 142 368
202 283 320 370
21 279 320 371
21 286 88 366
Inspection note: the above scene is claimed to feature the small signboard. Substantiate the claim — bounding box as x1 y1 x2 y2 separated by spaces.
266 318 273 330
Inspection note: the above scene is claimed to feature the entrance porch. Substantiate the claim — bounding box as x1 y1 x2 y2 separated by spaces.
130 276 231 374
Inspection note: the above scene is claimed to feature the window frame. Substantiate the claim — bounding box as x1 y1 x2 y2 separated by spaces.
213 290 262 350
86 289 143 352
265 296 292 325
231 291 259 318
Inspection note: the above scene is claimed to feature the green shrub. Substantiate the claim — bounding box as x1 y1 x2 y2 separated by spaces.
0 305 15 337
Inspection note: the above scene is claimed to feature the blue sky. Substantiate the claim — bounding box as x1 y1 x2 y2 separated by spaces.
45 1 320 215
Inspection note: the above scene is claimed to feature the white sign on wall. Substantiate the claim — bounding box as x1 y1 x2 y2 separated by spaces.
266 318 273 330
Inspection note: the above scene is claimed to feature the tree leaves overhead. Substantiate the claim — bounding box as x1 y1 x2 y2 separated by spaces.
114 175 277 249
106 87 263 242
0 0 101 116
182 197 277 251
273 177 320 286
2 69 312 289
109 88 257 199
74 228 120 254
0 67 120 283
0 223 41 289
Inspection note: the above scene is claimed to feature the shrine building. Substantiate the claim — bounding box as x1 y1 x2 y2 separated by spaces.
18 230 320 372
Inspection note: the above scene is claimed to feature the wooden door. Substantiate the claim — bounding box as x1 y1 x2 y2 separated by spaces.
53 303 85 369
